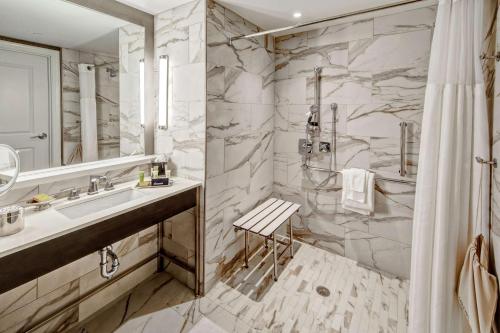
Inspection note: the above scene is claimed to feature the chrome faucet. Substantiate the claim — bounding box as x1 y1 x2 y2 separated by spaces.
61 187 80 201
88 175 107 195
88 175 115 194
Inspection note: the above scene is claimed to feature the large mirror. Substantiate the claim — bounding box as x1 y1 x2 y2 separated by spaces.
0 0 149 172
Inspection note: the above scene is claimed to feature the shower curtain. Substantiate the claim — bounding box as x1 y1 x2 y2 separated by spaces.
408 0 490 332
78 64 98 163
408 0 490 331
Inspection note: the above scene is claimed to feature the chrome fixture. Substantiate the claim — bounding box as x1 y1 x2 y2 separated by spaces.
399 122 408 177
300 65 339 188
319 142 331 153
0 205 24 236
475 156 498 168
229 0 424 45
104 178 115 191
62 187 80 201
99 246 120 279
302 66 322 159
87 175 107 195
480 52 500 62
306 166 417 184
307 66 321 131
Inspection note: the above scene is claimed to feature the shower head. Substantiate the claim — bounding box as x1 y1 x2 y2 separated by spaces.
308 105 320 127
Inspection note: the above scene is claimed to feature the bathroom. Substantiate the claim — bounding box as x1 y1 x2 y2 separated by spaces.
0 0 497 332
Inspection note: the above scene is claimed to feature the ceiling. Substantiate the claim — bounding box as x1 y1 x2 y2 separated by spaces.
116 0 189 15
0 0 132 55
217 0 419 29
116 0 428 29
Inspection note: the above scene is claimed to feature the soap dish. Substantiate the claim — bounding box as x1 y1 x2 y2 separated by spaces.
26 198 56 211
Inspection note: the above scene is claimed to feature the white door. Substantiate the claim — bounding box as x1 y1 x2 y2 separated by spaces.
0 41 60 172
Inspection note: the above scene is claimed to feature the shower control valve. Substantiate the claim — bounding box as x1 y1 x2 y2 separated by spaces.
319 142 331 153
298 139 312 155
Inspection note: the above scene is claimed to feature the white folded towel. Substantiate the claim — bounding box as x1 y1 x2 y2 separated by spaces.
341 169 374 216
346 168 368 203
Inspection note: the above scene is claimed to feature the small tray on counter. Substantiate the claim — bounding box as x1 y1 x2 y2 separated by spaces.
24 198 56 211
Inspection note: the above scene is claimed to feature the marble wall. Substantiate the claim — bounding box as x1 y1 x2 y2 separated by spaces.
153 0 206 289
0 163 158 332
62 49 120 165
272 6 437 279
204 0 275 290
119 24 146 157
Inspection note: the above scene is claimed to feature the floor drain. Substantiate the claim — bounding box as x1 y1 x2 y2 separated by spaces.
316 286 330 297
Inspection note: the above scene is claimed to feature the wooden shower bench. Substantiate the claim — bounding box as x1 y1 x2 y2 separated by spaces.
233 198 301 281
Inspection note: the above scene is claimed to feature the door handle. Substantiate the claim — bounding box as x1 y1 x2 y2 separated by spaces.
30 132 48 140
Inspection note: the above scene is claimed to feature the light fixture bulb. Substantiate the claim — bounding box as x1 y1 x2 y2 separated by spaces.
139 59 145 127
158 55 168 129
293 12 302 18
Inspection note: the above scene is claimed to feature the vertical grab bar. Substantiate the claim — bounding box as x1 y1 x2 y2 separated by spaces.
399 122 407 177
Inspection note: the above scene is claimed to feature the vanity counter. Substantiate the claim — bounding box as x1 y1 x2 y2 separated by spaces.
0 177 201 294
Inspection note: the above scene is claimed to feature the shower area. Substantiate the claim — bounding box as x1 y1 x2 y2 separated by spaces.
205 0 436 288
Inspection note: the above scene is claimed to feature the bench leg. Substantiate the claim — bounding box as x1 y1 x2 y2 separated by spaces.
272 232 278 281
265 237 268 249
244 230 249 268
289 217 294 259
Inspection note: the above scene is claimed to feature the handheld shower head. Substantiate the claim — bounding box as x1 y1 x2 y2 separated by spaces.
307 105 320 128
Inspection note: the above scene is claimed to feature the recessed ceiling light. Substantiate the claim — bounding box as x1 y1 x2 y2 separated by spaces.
293 12 302 18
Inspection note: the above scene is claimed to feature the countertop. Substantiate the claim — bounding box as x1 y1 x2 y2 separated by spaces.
0 177 201 259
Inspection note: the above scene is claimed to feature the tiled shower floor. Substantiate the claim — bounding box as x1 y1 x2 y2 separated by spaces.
70 242 409 333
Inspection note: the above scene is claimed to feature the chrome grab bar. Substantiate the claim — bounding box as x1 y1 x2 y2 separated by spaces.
399 122 407 177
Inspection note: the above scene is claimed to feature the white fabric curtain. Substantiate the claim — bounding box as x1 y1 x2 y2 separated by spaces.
408 0 490 332
78 64 98 163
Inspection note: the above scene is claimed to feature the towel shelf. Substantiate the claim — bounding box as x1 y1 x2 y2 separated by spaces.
303 164 416 185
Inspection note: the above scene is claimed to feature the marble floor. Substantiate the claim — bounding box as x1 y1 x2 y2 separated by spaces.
69 241 409 333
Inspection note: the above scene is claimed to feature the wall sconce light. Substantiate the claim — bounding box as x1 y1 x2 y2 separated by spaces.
139 59 145 127
158 55 169 130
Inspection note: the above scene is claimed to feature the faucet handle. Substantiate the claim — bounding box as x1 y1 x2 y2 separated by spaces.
61 187 80 201
104 179 115 191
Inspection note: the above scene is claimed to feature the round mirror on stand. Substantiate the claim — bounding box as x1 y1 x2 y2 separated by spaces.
0 144 20 197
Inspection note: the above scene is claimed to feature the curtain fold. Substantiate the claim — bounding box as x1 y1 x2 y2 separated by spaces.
78 64 98 163
408 0 490 332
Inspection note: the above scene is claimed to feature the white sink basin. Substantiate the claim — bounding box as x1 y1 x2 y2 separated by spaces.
56 188 146 219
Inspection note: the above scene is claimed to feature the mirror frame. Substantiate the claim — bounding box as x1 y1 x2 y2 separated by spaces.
0 144 20 197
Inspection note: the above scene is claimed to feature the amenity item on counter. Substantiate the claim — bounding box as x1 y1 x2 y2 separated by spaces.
0 205 24 236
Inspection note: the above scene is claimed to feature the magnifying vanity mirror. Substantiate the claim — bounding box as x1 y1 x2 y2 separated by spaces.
0 144 20 197
0 0 153 173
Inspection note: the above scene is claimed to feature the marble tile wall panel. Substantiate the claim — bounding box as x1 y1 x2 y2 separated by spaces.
119 24 145 157
62 49 121 164
154 0 206 182
154 0 207 288
0 280 80 333
273 6 435 278
205 0 274 291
